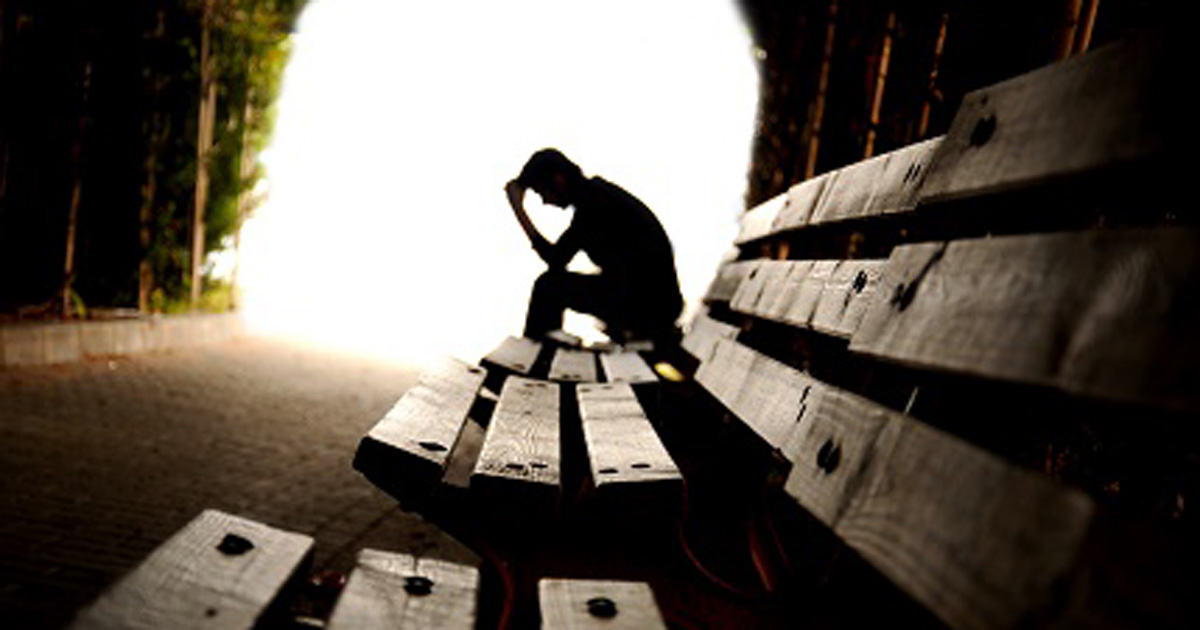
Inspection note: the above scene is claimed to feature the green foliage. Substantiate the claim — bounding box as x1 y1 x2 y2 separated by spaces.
143 0 308 309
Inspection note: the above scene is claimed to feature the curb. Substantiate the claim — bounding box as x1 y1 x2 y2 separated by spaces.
0 312 244 369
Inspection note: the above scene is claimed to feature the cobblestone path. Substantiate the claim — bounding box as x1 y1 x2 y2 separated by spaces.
0 337 477 629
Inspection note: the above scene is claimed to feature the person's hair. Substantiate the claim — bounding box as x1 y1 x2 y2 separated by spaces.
516 148 583 190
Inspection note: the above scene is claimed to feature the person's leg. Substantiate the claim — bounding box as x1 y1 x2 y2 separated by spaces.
523 271 615 339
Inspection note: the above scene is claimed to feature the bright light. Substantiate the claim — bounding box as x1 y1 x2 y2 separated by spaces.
239 0 758 366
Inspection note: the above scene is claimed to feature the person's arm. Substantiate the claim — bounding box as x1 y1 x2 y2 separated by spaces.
505 179 577 268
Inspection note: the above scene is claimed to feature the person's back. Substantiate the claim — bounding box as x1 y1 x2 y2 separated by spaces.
504 149 683 345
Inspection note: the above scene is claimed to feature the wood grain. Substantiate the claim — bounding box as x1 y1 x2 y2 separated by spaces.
539 579 667 630
577 383 682 500
703 261 756 305
354 358 486 494
326 549 479 630
471 377 561 502
680 312 739 363
918 34 1174 203
549 348 598 382
850 229 1200 410
736 191 788 245
481 336 541 375
70 510 313 630
773 171 834 233
810 259 888 338
694 338 810 451
836 415 1095 630
809 136 943 225
598 350 658 384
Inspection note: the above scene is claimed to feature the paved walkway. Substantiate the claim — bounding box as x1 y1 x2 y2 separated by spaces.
0 337 478 629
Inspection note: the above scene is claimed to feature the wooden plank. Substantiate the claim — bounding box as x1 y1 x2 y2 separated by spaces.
539 579 667 630
680 312 739 363
781 386 889 527
694 338 810 451
809 137 943 225
810 259 888 338
781 260 836 327
850 229 1200 410
326 549 479 630
70 510 313 630
549 348 598 382
598 350 657 384
735 191 788 245
836 415 1095 630
481 336 541 375
577 383 682 501
773 171 834 233
918 34 1178 203
354 358 487 496
471 377 560 505
703 260 756 304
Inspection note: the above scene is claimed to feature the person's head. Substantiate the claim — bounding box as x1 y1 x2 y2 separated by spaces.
517 148 584 208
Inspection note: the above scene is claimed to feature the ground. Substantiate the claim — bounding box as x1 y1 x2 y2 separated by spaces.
0 337 478 629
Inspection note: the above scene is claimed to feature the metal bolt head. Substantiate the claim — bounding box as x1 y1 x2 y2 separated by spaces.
404 576 434 596
587 597 618 618
217 533 254 556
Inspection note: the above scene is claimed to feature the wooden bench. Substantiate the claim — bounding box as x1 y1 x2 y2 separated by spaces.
352 30 1196 629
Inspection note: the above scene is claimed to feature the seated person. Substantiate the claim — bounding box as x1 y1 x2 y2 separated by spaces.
505 148 683 347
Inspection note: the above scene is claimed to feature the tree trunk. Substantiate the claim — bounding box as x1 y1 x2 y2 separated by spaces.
191 0 216 307
62 61 92 319
139 8 168 313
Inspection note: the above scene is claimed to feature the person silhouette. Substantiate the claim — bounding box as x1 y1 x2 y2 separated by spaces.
505 148 683 348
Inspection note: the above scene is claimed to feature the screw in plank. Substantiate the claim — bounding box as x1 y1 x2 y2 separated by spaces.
969 114 997 147
816 439 842 475
216 533 254 556
419 441 447 453
404 576 434 596
587 597 618 618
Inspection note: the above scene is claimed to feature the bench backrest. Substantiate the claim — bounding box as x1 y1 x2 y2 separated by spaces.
685 31 1194 630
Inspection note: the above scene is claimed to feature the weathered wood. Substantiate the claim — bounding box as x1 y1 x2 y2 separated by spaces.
695 338 810 451
70 510 313 630
736 191 788 245
680 312 739 363
781 385 887 527
353 359 487 498
810 136 943 225
851 229 1200 410
471 377 561 507
597 350 658 384
577 383 681 505
836 414 1095 630
539 579 667 630
773 172 833 234
481 336 541 376
326 549 479 630
810 259 888 338
549 348 598 382
703 261 756 304
918 34 1177 204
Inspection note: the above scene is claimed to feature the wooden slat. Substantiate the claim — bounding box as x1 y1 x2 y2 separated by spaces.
736 191 788 245
810 259 888 338
354 358 486 495
809 136 943 225
539 579 667 630
70 510 313 630
549 348 598 382
326 549 479 630
781 386 889 526
481 336 541 375
471 377 560 504
918 34 1176 203
577 384 681 500
772 171 834 234
836 414 1095 630
694 338 810 451
598 350 657 384
850 228 1200 410
680 312 739 363
703 260 756 304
